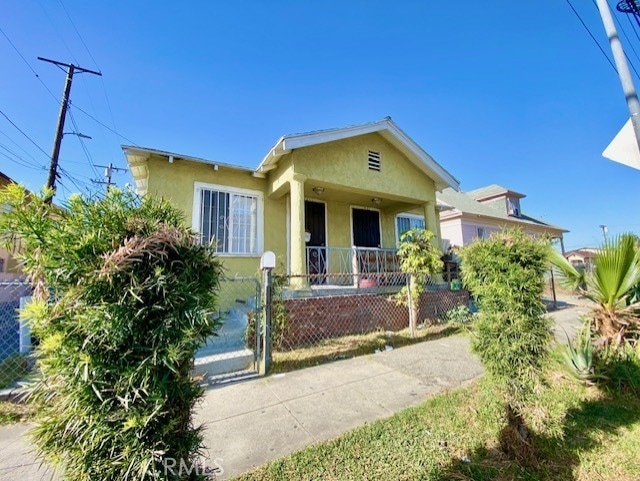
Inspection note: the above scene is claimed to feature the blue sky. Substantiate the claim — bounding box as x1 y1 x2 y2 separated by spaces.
1 1 639 250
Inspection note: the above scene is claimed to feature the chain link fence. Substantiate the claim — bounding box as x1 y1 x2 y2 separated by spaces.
0 280 33 390
268 272 470 372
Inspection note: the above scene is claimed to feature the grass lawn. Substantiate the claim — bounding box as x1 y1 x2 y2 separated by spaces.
0 400 33 425
237 354 640 481
271 323 462 374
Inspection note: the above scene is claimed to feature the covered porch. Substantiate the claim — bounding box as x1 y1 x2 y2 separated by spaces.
283 174 441 290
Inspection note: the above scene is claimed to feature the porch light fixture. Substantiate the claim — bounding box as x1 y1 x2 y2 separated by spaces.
371 197 382 205
313 186 325 195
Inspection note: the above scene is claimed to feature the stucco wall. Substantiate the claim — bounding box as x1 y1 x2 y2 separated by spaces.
289 133 436 203
145 156 287 276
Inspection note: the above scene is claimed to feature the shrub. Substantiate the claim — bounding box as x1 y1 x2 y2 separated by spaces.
562 322 604 385
459 228 552 463
0 185 223 480
395 228 443 336
443 304 472 324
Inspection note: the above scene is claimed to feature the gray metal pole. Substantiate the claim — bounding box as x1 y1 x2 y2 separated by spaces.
596 0 640 152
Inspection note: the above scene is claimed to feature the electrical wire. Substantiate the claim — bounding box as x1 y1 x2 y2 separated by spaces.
71 103 138 146
566 0 619 74
67 108 100 178
0 24 60 105
57 0 118 131
0 108 51 160
592 0 640 80
57 0 100 72
0 141 44 170
0 127 47 167
0 149 46 171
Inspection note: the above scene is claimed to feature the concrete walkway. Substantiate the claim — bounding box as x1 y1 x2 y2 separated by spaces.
0 302 586 481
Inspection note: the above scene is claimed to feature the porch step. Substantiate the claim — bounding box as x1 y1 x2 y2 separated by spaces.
193 348 254 378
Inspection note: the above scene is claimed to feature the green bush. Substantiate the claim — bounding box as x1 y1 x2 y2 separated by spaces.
595 343 640 394
395 228 443 336
0 185 223 480
562 322 605 385
459 228 552 463
443 304 472 324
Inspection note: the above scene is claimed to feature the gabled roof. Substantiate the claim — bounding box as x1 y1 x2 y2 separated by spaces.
467 184 525 201
257 117 459 191
438 187 567 233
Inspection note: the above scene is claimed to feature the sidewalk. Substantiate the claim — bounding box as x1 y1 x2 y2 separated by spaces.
0 303 584 480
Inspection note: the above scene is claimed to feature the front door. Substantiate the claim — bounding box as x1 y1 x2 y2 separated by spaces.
305 200 326 284
352 208 381 248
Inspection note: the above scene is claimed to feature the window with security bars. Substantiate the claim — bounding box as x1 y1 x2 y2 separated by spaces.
396 214 425 242
198 188 259 254
368 150 381 171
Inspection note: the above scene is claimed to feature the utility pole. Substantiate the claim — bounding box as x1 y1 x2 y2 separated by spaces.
38 57 101 203
595 0 640 152
599 224 608 242
93 163 126 192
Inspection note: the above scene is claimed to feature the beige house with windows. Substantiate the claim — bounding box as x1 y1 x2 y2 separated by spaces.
438 184 567 248
124 118 460 290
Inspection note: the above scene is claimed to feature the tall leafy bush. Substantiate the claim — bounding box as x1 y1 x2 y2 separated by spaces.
460 228 551 462
0 185 223 480
396 228 443 336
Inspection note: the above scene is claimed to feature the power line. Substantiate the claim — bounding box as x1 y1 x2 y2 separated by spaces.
0 141 44 170
566 0 619 74
57 0 101 72
0 108 51 159
0 25 60 105
0 127 47 167
593 0 640 80
71 103 138 146
56 0 118 131
0 149 46 171
67 108 100 178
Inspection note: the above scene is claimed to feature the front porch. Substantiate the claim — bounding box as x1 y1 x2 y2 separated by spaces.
304 246 403 288
283 173 442 290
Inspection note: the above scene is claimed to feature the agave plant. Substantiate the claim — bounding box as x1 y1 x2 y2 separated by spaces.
550 234 640 348
562 323 606 385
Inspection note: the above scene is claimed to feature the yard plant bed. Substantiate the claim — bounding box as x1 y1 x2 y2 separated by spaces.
237 355 640 481
270 324 462 374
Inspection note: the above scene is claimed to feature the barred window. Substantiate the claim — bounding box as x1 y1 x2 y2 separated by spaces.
196 185 261 255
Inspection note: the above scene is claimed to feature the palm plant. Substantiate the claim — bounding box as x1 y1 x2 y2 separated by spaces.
549 234 640 348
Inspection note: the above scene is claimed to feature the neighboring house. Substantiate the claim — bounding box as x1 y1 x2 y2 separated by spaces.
565 248 598 272
123 118 459 290
0 172 24 281
437 184 567 249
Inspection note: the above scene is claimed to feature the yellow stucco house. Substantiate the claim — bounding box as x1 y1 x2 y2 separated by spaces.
123 118 459 290
0 172 24 280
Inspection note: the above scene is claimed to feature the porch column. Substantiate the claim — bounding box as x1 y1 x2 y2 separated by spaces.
424 201 442 251
289 173 308 289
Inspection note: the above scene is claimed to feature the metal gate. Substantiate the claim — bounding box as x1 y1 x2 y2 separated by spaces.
194 276 262 384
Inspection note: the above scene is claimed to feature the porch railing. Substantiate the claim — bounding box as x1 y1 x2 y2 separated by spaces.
305 246 403 287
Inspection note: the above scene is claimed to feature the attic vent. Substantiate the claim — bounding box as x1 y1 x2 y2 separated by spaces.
368 150 381 171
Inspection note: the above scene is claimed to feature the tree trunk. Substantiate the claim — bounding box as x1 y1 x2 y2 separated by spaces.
499 404 536 466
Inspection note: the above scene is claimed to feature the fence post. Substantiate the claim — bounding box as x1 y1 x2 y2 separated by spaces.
19 296 31 354
260 252 276 375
